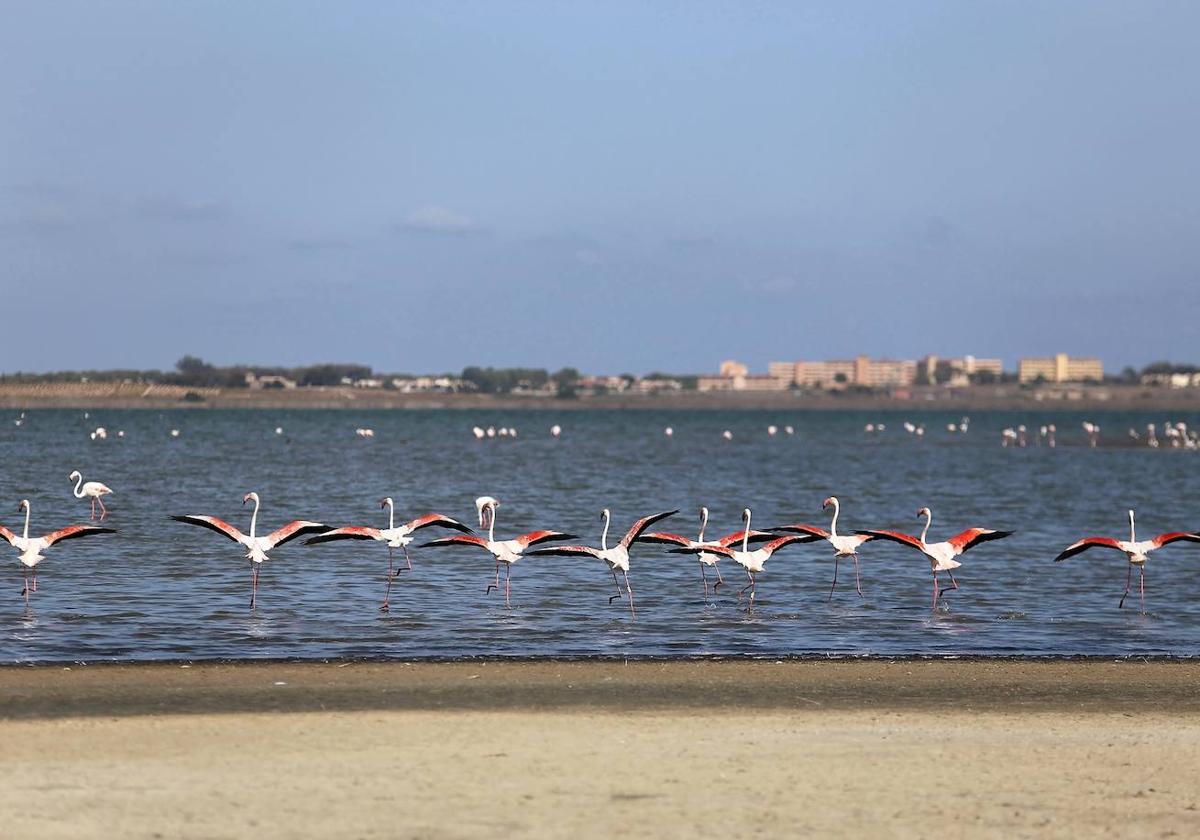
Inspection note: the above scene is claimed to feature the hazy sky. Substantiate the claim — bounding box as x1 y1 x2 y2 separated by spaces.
2 2 1197 374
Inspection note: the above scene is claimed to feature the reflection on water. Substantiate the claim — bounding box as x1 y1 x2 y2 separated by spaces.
2 407 1199 661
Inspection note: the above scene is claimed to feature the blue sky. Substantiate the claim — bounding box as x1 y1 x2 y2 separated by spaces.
2 2 1197 374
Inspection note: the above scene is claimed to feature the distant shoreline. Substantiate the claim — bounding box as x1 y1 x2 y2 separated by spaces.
3 382 1200 411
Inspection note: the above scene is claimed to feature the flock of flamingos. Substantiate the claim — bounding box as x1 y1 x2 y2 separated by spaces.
3 468 1198 617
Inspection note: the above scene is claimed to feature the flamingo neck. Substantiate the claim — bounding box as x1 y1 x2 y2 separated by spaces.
919 510 931 544
386 499 395 531
698 509 708 543
72 474 84 499
742 511 751 552
1129 510 1136 543
487 506 496 543
22 504 30 541
601 510 611 551
828 499 840 538
248 497 260 540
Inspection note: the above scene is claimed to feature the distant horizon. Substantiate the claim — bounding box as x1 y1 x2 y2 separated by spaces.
4 3 1198 372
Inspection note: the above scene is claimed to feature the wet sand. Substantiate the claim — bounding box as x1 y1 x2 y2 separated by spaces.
3 660 1199 838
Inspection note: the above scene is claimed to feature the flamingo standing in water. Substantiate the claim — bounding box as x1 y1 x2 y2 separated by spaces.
1 500 115 603
637 506 773 598
771 496 875 600
420 496 574 608
171 492 327 609
526 507 679 618
1054 510 1200 614
669 509 813 610
69 470 113 520
305 498 474 611
857 508 1012 610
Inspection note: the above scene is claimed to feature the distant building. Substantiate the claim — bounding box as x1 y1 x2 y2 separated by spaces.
1018 353 1103 384
768 356 915 389
920 355 1004 385
697 361 790 392
1141 371 1200 388
244 372 298 390
718 360 749 378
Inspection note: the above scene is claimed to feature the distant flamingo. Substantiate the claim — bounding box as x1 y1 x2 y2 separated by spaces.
857 508 1012 610
1 500 115 603
771 496 875 600
669 509 812 610
638 507 773 598
420 496 574 608
69 470 113 520
171 492 327 609
306 498 473 610
526 507 679 618
1054 510 1200 613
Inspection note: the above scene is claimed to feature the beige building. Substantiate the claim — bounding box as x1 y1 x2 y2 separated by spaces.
769 356 915 389
920 355 1004 384
1018 353 1103 384
697 367 790 392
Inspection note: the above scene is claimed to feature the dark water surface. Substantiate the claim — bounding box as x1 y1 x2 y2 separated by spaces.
2 408 1199 662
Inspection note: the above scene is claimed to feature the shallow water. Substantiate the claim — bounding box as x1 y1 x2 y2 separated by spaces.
2 408 1199 662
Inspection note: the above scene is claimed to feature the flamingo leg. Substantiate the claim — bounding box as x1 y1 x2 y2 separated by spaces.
736 569 754 601
828 557 839 601
250 566 259 610
90 498 97 520
504 564 512 609
748 573 757 612
624 571 635 619
380 547 394 612
931 572 939 611
98 497 108 520
1119 564 1133 609
713 565 724 591
944 571 959 596
609 570 625 604
403 544 413 572
486 561 501 595
699 561 709 598
853 554 864 598
30 572 37 593
1139 567 1146 615
21 574 30 603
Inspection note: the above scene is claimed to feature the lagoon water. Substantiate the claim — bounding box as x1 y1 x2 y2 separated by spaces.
2 408 1199 662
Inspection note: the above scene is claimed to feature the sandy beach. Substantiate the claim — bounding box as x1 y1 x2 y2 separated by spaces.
3 660 1199 838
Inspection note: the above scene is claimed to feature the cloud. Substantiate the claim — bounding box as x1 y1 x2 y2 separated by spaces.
135 195 227 222
398 205 477 235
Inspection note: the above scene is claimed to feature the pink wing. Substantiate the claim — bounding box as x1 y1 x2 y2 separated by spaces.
720 529 813 547
525 545 604 560
1151 532 1200 549
0 523 15 546
421 534 491 551
669 543 734 558
635 532 695 548
514 530 577 549
620 510 680 548
1054 536 1124 562
757 535 808 557
263 521 328 549
172 515 248 544
769 523 831 540
41 524 117 546
402 513 474 535
305 526 383 545
947 528 1013 555
856 529 925 552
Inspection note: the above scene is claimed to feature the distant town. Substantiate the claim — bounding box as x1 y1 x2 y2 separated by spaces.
2 353 1200 411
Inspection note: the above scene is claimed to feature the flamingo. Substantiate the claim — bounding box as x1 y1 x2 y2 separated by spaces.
771 496 875 600
1 500 115 603
637 507 775 598
1054 510 1200 613
857 508 1012 610
69 471 113 520
171 492 327 609
669 509 812 610
305 498 473 611
420 496 574 608
525 507 678 618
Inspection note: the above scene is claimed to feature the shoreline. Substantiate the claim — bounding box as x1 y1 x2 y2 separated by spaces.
5 658 1199 719
5 382 1200 411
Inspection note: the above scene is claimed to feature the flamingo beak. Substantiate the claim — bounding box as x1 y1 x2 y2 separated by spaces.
822 498 832 509
243 494 252 505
